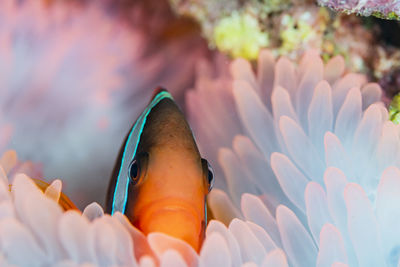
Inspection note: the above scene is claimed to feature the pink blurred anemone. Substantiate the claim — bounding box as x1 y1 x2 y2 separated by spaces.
0 0 207 207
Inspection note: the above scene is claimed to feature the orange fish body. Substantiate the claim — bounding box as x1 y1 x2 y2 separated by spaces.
106 88 214 251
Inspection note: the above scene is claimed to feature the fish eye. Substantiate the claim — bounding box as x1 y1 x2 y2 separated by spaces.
201 158 214 192
129 159 140 184
128 152 149 186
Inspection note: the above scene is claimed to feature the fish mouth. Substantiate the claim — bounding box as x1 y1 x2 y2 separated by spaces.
135 198 203 249
136 197 202 229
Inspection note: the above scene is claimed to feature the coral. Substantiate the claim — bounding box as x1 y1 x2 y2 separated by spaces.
170 0 400 98
318 0 400 20
214 11 269 59
389 92 400 124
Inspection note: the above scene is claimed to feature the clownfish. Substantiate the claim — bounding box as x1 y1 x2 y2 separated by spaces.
106 88 214 252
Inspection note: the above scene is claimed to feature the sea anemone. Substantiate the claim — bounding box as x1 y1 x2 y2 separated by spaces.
187 50 400 266
2 44 400 265
7 149 400 266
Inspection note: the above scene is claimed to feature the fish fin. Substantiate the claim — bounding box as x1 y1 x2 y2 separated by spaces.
31 179 77 211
